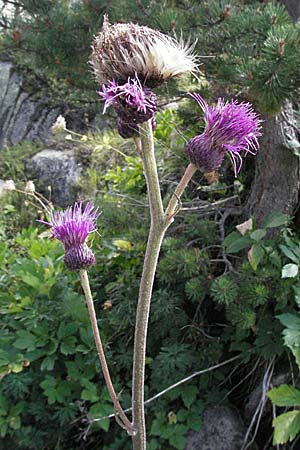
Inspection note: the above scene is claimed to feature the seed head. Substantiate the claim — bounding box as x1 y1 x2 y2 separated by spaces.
185 94 262 176
39 202 101 271
90 15 197 87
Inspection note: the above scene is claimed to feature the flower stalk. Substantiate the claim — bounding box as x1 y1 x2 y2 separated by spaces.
80 269 135 436
132 121 196 450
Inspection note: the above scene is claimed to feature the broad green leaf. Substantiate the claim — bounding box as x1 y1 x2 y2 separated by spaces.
60 336 77 355
282 263 298 278
223 232 252 253
81 380 99 402
268 384 300 406
40 356 56 371
89 401 112 432
273 411 300 445
277 313 300 330
250 229 266 241
13 330 37 351
262 211 289 229
181 385 198 408
58 322 78 340
187 411 202 431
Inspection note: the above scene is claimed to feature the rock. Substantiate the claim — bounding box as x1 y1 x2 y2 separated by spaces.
26 148 83 207
244 371 291 423
0 61 103 149
185 405 256 450
0 61 63 148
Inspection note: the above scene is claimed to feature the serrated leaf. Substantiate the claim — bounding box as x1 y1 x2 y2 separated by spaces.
60 336 77 355
282 263 298 278
13 330 37 351
40 355 56 371
268 385 300 406
273 411 300 445
181 385 198 408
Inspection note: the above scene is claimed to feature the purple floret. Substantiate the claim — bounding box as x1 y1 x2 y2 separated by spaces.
98 75 157 138
185 94 262 176
39 202 101 270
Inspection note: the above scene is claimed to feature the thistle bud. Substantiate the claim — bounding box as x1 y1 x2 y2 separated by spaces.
39 202 101 271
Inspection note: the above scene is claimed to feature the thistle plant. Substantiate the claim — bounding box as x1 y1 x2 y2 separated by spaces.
39 16 261 450
91 16 261 450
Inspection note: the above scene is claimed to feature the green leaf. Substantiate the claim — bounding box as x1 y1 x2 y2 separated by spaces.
282 263 298 278
40 356 56 371
223 232 252 253
81 380 99 402
168 425 188 450
187 411 202 431
180 385 198 408
58 322 78 340
273 411 300 445
13 330 37 351
250 229 266 241
277 313 300 330
60 336 77 355
262 211 289 229
249 243 265 270
268 385 300 407
279 245 300 264
18 273 41 290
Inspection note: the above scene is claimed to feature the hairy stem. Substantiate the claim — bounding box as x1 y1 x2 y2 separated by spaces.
132 121 164 449
164 162 197 227
132 122 197 450
79 269 135 436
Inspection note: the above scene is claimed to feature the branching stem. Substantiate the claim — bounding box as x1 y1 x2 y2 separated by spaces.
132 121 197 450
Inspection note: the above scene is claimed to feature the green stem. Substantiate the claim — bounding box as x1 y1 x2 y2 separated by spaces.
164 162 197 227
132 121 164 450
79 269 135 436
132 122 197 450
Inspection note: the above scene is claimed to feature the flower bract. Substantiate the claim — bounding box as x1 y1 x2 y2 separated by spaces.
185 94 262 176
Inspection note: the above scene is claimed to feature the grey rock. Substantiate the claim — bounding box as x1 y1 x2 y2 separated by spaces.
0 61 65 148
185 405 255 450
26 148 83 207
244 371 291 423
0 61 105 149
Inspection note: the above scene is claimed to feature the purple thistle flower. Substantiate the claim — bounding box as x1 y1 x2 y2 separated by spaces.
98 75 157 138
39 202 101 271
185 94 262 176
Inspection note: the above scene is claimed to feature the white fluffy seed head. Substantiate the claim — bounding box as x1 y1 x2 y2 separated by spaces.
90 16 198 86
